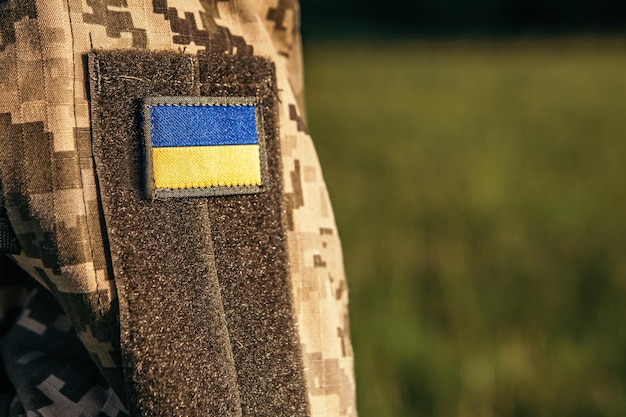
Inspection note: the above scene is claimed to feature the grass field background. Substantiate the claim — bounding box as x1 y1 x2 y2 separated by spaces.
303 39 626 417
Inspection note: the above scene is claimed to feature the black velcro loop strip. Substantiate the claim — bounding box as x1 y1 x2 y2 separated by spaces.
199 52 310 417
88 51 242 417
88 50 309 417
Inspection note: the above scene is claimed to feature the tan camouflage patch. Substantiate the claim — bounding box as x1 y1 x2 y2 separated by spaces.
254 0 306 113
281 93 358 415
0 0 120 384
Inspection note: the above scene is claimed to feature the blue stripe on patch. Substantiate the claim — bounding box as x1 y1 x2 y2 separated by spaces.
150 105 259 147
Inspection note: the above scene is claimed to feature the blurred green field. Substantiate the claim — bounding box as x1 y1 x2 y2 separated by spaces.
303 39 626 417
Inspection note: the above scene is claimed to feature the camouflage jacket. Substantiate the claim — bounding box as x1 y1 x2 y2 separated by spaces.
0 1 357 416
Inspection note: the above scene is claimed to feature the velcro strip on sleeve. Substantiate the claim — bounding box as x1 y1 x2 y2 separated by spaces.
143 97 267 199
88 51 244 417
88 50 309 417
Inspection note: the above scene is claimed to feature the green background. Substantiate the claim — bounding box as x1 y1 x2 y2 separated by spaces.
303 39 626 416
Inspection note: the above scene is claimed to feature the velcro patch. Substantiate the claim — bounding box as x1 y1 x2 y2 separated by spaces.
143 96 267 199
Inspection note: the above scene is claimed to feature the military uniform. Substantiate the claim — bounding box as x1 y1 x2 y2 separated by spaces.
0 1 357 416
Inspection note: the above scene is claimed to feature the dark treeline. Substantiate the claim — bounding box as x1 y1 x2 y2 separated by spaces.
300 0 626 38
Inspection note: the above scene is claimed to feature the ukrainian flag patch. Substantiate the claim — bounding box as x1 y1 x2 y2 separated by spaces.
143 96 267 199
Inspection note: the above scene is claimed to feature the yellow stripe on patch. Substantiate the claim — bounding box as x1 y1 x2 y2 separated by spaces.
152 145 262 189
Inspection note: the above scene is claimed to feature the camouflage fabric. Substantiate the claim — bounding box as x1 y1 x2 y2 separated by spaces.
0 1 356 416
2 279 129 417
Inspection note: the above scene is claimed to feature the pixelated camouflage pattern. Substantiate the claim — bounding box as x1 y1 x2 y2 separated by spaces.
0 0 356 415
2 286 128 417
252 0 307 114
